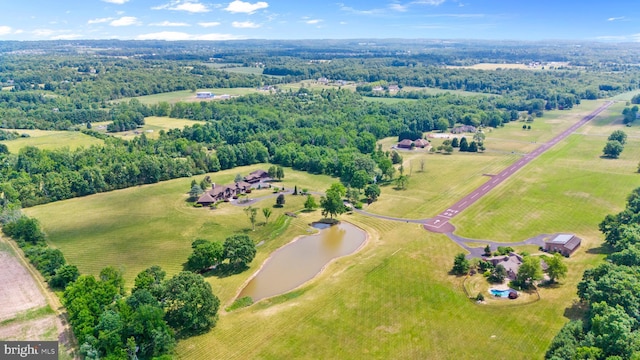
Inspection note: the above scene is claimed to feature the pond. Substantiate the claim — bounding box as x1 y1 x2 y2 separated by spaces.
237 221 367 302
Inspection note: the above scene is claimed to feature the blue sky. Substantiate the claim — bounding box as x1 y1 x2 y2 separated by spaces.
0 0 638 41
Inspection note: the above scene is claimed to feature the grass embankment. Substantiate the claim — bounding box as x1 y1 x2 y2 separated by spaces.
0 130 103 153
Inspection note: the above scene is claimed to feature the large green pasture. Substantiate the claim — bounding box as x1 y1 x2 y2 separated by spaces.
0 130 103 153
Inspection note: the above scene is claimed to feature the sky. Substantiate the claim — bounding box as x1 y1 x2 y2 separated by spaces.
0 0 639 42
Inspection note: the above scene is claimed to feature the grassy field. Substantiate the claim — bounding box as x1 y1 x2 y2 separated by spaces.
21 99 638 359
454 100 640 243
92 116 205 140
609 89 640 101
116 88 261 105
24 164 337 288
446 62 571 71
0 130 103 153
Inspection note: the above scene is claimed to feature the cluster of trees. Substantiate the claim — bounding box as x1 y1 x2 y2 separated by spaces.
186 235 257 273
622 105 639 125
547 187 640 359
2 215 79 289
0 135 222 207
0 211 220 359
602 130 628 159
64 266 219 359
452 249 566 290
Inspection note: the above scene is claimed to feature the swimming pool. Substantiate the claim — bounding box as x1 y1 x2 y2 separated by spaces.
490 288 515 298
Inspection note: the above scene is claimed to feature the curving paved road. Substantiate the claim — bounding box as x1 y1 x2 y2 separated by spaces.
423 101 614 233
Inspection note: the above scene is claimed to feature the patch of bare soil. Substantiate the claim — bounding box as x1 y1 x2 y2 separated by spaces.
0 252 47 322
0 315 58 341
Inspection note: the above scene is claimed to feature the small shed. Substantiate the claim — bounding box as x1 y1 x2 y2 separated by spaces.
545 234 581 256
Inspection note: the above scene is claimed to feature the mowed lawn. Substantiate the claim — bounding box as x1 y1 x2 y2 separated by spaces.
453 100 640 243
0 130 103 153
24 164 337 289
178 214 591 360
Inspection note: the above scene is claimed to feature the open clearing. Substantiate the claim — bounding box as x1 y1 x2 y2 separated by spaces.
116 87 261 105
0 130 103 153
92 116 205 140
22 100 637 359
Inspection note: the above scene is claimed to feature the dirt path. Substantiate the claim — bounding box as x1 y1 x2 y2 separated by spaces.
0 236 76 356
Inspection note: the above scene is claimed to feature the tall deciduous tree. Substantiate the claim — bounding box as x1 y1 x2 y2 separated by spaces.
603 140 624 158
163 271 220 335
262 207 272 224
320 183 346 219
186 240 223 272
364 184 381 202
244 205 258 230
544 253 568 283
608 130 627 145
515 256 543 288
452 253 470 275
223 234 256 268
304 194 318 210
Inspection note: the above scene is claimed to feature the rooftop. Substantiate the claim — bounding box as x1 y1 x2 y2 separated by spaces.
548 234 574 244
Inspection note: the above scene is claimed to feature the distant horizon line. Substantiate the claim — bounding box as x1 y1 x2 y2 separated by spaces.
0 37 638 44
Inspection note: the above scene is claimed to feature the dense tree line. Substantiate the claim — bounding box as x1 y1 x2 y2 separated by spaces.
546 187 640 359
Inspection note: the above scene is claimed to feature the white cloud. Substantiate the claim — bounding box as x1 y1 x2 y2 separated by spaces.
102 0 129 3
51 33 82 40
0 26 13 35
110 16 140 26
390 3 408 12
412 0 446 5
607 16 625 22
150 21 190 27
153 1 210 13
232 21 261 28
14 29 24 34
136 31 244 40
339 21 347 25
198 22 221 27
196 33 245 40
32 29 55 37
305 19 322 25
88 17 113 24
225 0 268 14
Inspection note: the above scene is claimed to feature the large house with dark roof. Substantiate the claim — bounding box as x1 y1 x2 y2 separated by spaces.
244 169 271 184
544 234 581 256
195 171 266 206
485 253 524 280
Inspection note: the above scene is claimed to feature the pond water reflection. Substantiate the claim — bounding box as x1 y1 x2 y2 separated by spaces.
237 221 366 302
